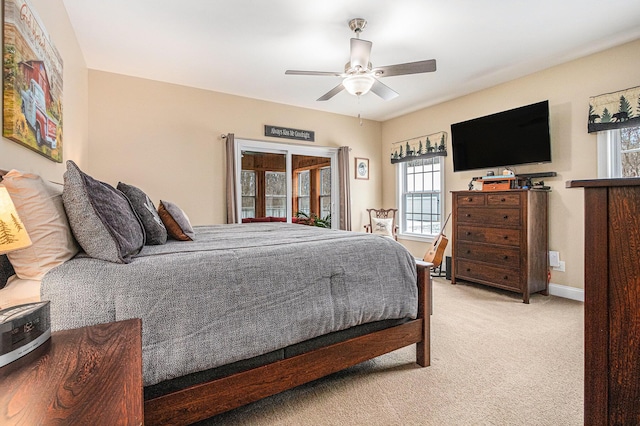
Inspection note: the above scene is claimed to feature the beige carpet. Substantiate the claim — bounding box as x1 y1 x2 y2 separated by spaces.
201 278 584 425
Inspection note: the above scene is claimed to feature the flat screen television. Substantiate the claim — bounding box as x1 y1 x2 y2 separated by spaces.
451 100 551 172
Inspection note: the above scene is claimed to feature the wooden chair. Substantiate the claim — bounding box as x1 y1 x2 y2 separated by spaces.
364 208 399 240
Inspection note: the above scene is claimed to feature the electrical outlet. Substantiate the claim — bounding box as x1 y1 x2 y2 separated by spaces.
549 251 560 268
553 261 566 272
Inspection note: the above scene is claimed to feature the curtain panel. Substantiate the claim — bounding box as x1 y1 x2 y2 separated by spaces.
337 146 352 231
390 132 447 164
588 85 640 133
224 133 238 224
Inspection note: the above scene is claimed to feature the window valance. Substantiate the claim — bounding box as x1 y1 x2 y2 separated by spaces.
390 132 447 164
588 85 640 133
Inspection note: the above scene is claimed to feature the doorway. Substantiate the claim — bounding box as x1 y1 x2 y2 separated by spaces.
235 139 339 229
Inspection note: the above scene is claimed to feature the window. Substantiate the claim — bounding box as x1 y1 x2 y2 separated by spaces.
320 167 331 218
241 170 256 218
598 125 640 178
398 157 444 237
297 170 310 214
265 171 286 217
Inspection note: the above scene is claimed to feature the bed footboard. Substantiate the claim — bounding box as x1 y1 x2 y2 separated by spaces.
144 263 431 425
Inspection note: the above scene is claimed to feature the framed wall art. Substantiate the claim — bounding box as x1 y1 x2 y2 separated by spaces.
355 157 369 180
3 0 63 162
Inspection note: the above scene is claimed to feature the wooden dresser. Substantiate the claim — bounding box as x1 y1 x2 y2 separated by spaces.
451 189 549 303
568 178 640 425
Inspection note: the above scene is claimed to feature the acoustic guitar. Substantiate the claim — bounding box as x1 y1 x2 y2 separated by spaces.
423 213 452 268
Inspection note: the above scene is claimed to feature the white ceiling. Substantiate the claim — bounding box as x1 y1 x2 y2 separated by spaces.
61 0 640 122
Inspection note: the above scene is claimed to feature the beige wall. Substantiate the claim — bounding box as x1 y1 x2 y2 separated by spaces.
87 71 382 228
382 38 640 290
0 0 88 182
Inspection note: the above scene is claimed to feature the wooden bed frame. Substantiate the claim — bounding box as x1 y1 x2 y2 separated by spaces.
144 263 431 425
1 169 431 425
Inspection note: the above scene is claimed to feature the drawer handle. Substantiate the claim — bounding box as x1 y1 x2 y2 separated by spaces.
466 231 472 236
503 236 509 240
503 255 508 260
503 215 509 220
466 250 471 254
466 197 473 202
466 214 471 218
503 275 509 280
501 198 506 202
466 268 471 272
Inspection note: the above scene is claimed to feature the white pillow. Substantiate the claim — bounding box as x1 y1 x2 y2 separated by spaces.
371 217 394 237
2 170 79 280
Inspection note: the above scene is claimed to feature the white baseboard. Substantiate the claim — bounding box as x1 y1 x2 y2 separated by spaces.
549 282 584 302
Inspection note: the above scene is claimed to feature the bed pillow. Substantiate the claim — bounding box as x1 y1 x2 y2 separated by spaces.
117 182 167 245
0 255 15 289
1 170 79 280
62 160 145 263
371 217 394 237
158 200 195 241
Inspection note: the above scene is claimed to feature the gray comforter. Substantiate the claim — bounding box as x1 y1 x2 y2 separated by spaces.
42 223 417 386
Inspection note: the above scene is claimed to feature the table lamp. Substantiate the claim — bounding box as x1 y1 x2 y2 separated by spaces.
0 185 32 254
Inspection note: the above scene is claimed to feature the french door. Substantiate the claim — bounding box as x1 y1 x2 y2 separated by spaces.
235 139 339 229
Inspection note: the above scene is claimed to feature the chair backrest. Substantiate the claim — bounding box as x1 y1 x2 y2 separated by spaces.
366 208 398 239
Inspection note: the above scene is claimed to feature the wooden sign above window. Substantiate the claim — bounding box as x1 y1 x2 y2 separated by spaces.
265 125 315 142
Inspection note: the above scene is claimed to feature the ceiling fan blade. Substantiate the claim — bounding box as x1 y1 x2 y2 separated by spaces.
286 70 343 76
317 83 345 101
370 79 399 101
373 59 437 77
350 38 372 69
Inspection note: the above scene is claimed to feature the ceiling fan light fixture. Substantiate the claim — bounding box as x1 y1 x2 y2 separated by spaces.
343 74 375 97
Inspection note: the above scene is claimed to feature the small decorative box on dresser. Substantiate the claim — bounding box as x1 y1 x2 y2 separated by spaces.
0 318 143 425
451 189 549 303
567 178 640 425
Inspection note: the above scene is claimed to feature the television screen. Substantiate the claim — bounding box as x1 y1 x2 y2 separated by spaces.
451 100 551 172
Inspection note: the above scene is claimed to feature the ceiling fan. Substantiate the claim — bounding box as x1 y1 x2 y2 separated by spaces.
285 18 437 102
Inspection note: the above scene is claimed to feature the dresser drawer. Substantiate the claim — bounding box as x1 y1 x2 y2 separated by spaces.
455 193 486 206
456 242 520 268
487 193 521 206
457 225 521 246
457 207 521 227
455 259 522 291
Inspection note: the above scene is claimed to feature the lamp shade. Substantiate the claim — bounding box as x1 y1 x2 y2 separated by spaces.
343 74 375 97
0 186 32 254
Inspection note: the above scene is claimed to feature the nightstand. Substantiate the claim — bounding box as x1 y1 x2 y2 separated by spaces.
0 318 143 425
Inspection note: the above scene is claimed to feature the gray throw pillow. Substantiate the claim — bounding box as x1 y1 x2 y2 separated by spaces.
158 200 195 241
0 255 15 290
117 182 167 245
62 160 145 263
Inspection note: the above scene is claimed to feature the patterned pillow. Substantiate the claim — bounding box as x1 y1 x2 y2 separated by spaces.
62 161 145 263
117 182 167 245
158 200 195 241
371 217 394 237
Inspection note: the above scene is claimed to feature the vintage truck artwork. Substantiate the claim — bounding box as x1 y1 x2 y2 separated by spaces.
20 78 58 149
3 0 63 162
